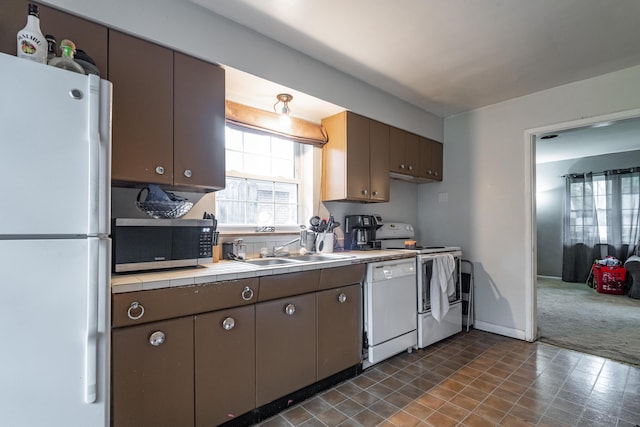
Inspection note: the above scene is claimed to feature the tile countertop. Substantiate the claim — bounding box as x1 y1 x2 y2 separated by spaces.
111 250 416 294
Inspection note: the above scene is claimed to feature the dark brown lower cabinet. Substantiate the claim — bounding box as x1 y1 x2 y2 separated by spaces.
195 305 256 427
111 317 194 427
256 293 317 407
317 284 363 380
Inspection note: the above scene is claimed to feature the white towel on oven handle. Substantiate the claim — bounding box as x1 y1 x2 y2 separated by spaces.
430 254 456 322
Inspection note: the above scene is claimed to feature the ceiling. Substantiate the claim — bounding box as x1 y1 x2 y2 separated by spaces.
191 0 640 159
536 118 640 164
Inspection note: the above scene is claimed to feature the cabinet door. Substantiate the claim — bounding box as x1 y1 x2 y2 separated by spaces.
37 4 108 78
345 112 371 201
195 305 255 427
389 126 407 174
109 30 173 185
419 137 444 181
256 293 316 406
112 317 194 427
405 132 420 176
1 2 108 79
174 52 226 190
418 137 432 179
431 140 443 181
369 120 389 201
0 0 26 56
317 284 363 380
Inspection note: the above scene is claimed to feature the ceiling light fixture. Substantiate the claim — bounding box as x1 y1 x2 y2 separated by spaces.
274 93 293 116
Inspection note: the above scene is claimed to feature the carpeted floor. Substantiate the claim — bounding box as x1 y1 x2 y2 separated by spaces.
537 276 640 366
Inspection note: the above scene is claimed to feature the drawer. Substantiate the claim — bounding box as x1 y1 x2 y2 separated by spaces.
257 270 320 302
318 264 366 290
112 278 259 327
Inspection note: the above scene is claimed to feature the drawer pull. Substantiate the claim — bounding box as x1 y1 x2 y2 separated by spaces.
241 286 254 301
222 317 235 331
284 303 296 316
127 301 145 320
183 169 192 178
149 331 165 347
155 166 165 175
338 293 347 303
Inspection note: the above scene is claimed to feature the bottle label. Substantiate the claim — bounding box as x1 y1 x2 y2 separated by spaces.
17 31 46 63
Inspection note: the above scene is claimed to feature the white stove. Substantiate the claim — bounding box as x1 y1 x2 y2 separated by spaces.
376 223 460 254
376 223 463 348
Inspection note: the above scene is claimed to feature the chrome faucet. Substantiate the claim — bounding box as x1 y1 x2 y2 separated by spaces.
272 237 300 256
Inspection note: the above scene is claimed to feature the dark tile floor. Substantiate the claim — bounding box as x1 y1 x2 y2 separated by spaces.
257 330 640 426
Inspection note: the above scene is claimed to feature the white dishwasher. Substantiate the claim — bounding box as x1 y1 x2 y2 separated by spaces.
363 258 418 368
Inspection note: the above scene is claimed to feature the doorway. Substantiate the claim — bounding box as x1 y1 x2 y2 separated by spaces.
525 109 640 365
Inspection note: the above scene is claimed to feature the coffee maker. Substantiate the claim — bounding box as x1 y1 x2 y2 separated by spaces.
344 215 382 250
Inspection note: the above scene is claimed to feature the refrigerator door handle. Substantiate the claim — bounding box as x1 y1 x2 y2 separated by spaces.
98 79 113 236
87 75 113 237
85 238 99 403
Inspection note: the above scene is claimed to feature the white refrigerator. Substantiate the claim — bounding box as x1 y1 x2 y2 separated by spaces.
0 52 111 426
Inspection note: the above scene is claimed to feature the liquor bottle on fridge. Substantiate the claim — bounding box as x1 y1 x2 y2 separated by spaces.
0 51 112 427
49 39 85 74
16 3 46 64
45 34 57 63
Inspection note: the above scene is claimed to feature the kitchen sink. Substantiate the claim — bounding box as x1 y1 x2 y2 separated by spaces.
289 254 354 262
240 253 354 267
242 258 302 267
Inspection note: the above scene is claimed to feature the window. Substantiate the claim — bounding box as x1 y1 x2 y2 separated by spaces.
568 173 640 243
216 126 309 229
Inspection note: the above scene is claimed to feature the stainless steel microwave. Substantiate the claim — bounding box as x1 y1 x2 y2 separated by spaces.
112 218 213 273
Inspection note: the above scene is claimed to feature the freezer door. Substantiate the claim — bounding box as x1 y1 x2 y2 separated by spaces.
0 238 110 427
0 53 111 237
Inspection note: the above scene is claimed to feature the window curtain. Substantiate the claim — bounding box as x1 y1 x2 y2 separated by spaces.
225 100 328 147
562 173 600 282
562 168 640 282
605 169 640 260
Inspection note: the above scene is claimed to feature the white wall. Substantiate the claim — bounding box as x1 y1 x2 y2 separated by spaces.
41 0 442 140
418 64 640 339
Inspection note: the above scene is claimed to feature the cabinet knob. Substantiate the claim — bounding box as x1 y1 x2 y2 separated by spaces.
149 331 165 347
427 170 433 175
127 301 145 320
400 164 405 169
155 166 165 175
372 191 378 197
241 286 254 301
362 189 368 196
222 317 235 331
284 303 296 316
434 171 439 176
338 293 347 303
408 165 413 171
183 169 192 178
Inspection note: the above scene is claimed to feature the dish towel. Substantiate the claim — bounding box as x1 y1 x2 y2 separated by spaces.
430 254 456 322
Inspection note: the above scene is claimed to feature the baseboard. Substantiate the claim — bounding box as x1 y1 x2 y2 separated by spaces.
474 320 526 340
537 275 561 280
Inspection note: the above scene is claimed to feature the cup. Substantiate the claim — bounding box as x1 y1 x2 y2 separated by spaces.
316 233 334 253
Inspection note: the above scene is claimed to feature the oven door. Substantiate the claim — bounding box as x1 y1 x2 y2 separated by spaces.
417 251 462 313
